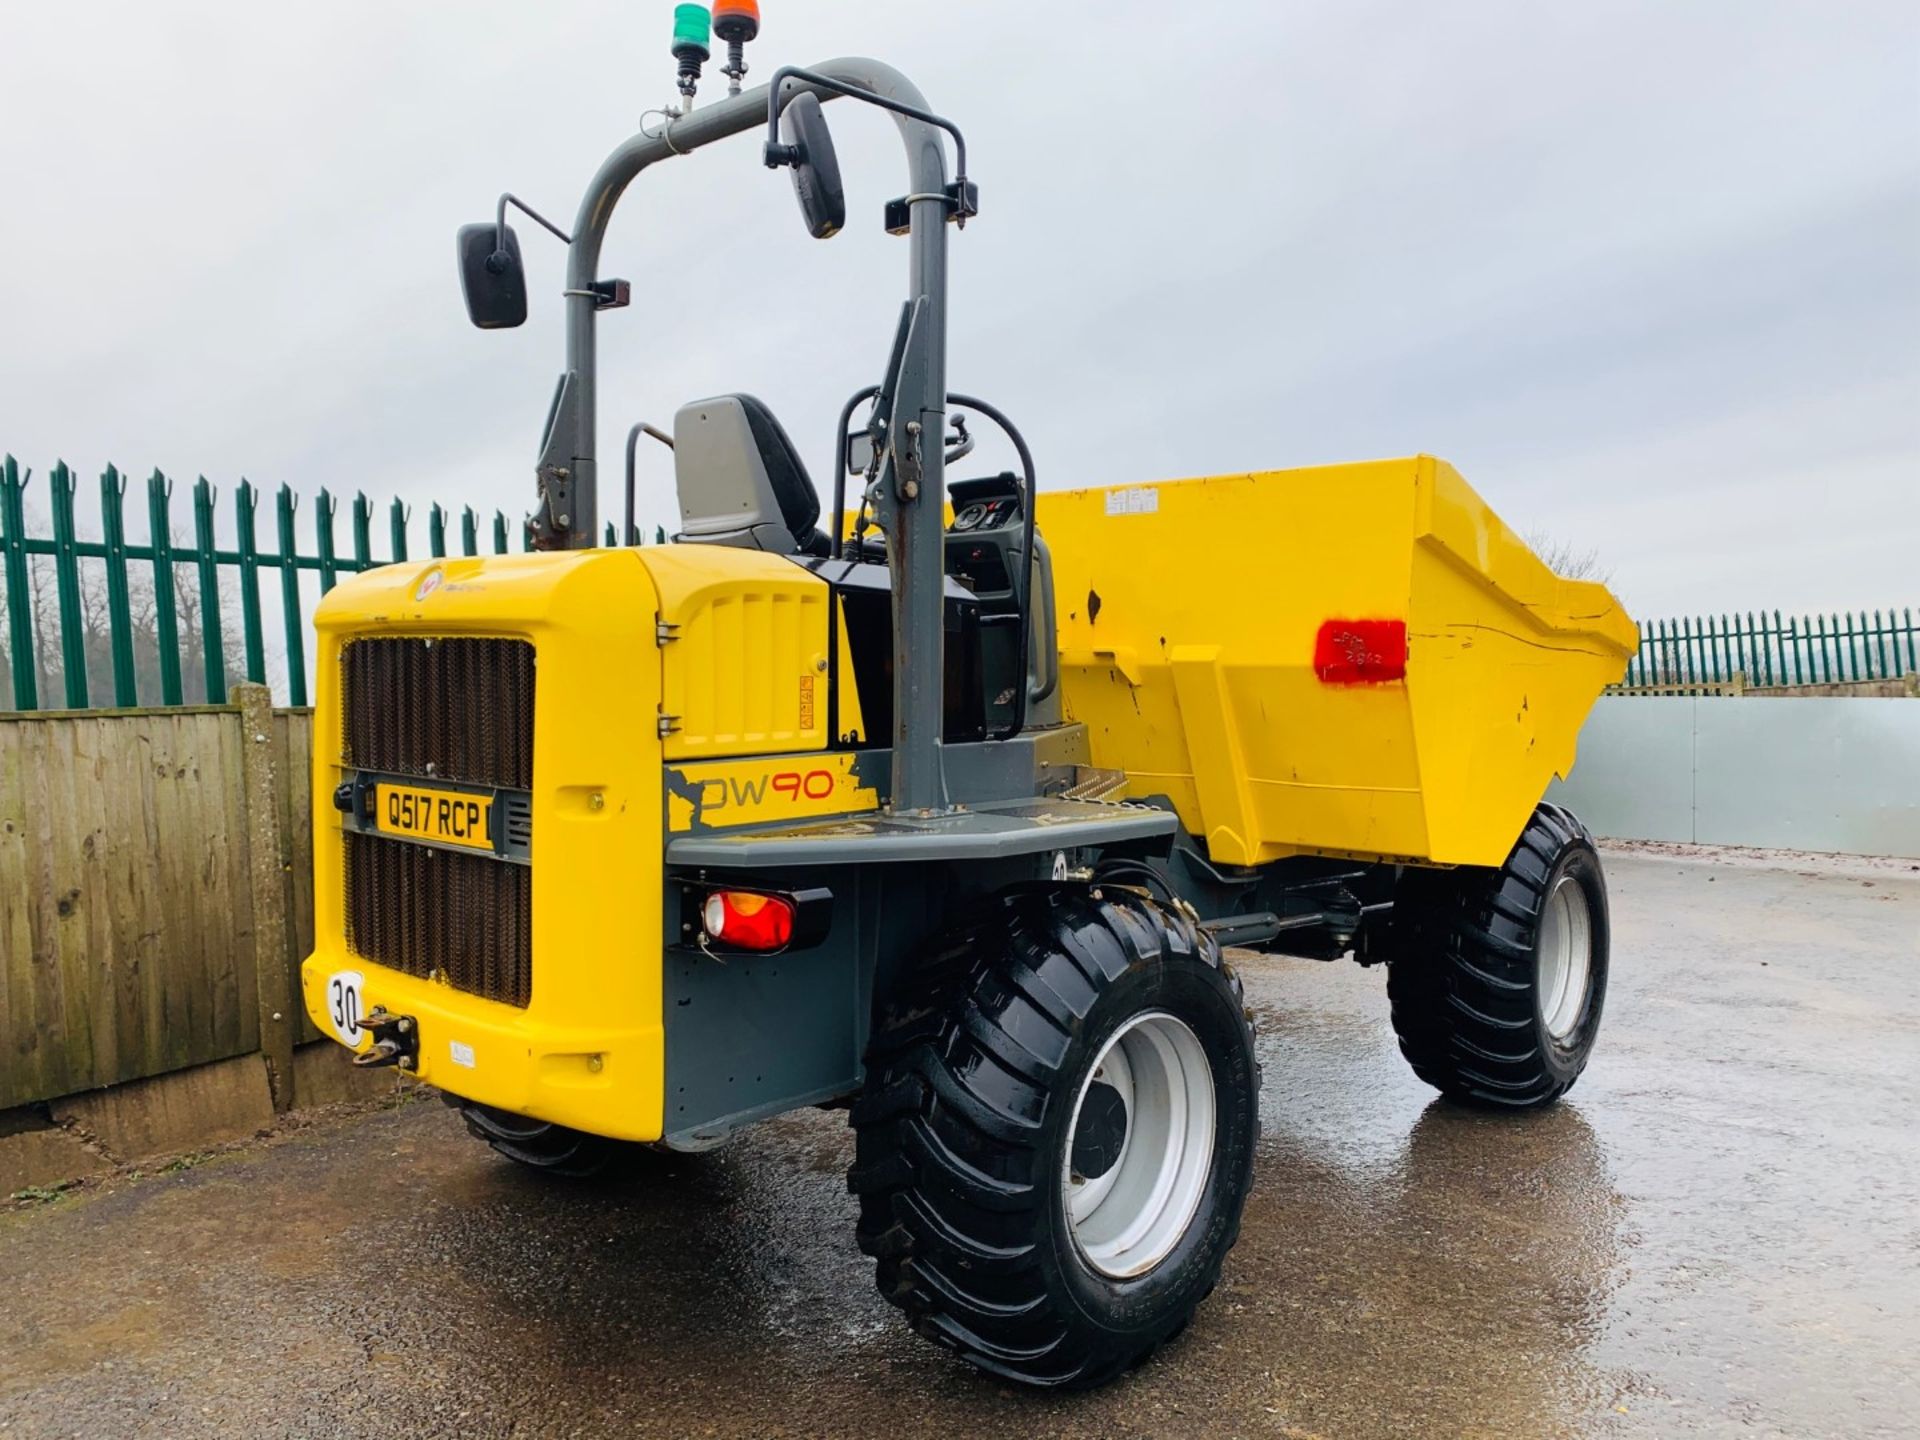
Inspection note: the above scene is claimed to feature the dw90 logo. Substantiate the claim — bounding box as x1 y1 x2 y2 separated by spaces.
701 768 837 811
772 769 836 801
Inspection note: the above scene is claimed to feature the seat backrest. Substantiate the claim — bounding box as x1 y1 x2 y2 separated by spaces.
672 394 824 553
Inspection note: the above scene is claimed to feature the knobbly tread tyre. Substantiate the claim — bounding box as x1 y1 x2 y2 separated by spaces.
849 886 1260 1389
459 1102 626 1178
1386 802 1610 1109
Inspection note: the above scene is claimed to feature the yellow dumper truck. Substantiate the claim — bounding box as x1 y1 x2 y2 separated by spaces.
303 10 1635 1389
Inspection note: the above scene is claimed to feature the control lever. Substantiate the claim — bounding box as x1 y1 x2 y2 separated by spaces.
943 413 975 466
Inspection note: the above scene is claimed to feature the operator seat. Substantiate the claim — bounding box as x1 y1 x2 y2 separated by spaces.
671 394 830 555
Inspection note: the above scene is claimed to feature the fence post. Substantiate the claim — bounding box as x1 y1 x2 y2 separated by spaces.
350 492 373 571
276 485 308 707
235 480 267 686
147 471 184 706
429 503 447 559
461 506 478 557
1 456 38 710
192 477 228 703
315 488 340 594
389 498 409 563
49 462 90 708
100 465 139 706
493 511 509 554
235 682 298 1111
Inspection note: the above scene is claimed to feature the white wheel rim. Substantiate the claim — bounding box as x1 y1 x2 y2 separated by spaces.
1062 1012 1215 1279
1536 875 1593 1042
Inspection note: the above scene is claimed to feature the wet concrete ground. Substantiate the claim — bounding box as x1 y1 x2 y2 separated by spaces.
2 847 1916 1439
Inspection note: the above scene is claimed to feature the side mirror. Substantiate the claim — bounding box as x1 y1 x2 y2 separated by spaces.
457 222 528 329
782 93 845 240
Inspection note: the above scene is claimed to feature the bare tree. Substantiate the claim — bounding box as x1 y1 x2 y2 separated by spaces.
0 490 247 708
166 560 251 702
1525 528 1613 585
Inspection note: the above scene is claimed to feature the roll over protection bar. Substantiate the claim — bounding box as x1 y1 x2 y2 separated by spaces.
534 57 959 814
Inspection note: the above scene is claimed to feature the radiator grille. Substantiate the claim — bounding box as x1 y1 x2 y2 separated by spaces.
344 832 532 1008
342 636 534 790
341 635 536 1009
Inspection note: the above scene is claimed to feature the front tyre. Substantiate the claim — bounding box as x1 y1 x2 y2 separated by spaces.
1387 802 1610 1108
850 889 1259 1389
458 1102 630 1178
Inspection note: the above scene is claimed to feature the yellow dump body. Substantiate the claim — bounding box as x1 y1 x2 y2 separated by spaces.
1039 455 1635 868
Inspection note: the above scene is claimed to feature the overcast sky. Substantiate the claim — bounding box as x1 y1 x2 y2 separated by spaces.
2 0 1915 620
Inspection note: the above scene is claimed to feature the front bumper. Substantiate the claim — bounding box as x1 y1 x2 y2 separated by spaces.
300 949 665 1142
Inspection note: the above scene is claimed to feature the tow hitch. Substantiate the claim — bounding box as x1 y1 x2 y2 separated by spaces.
354 1007 421 1071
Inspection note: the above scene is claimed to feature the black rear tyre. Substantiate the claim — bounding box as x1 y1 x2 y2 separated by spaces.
850 887 1259 1389
1386 802 1610 1109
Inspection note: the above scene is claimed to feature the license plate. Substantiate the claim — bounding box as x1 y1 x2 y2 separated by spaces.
374 783 494 852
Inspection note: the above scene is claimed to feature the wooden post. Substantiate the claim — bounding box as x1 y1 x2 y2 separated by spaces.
235 683 297 1111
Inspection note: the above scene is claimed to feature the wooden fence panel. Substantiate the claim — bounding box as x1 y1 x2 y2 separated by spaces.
0 709 261 1109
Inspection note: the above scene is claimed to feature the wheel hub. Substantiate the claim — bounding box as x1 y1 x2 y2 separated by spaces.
1537 874 1594 1042
1063 1012 1216 1279
1069 1082 1129 1181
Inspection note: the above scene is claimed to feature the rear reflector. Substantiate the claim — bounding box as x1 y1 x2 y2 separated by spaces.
702 890 795 951
1313 619 1408 684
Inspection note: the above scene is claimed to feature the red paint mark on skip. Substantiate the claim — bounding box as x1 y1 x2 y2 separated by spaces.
1314 619 1407 684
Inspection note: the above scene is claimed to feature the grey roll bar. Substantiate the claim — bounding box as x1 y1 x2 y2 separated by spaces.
534 57 955 815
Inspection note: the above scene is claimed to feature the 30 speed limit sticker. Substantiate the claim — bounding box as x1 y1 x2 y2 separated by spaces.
325 969 366 1048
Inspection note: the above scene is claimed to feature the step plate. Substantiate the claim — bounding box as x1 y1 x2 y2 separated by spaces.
664 797 1176 868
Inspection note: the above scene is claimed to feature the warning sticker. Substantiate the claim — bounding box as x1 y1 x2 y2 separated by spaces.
1104 487 1159 516
799 674 816 730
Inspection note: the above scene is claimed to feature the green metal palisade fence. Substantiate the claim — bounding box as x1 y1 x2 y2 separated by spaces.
0 454 540 711
5 450 1911 710
1 453 668 712
1616 608 1919 692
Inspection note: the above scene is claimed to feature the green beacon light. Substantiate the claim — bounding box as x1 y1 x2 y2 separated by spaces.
671 4 711 108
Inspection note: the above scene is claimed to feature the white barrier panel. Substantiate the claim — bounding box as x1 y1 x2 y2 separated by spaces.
1547 697 1920 859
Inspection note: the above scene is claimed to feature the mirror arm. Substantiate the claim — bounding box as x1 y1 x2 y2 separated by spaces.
495 192 574 257
762 66 971 216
